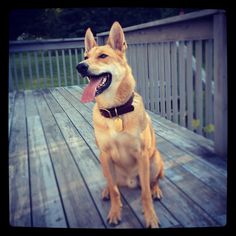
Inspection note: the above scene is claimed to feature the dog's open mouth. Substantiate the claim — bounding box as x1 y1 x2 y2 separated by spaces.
80 73 112 103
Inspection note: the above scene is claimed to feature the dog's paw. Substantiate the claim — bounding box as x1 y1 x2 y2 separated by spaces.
144 208 159 228
107 207 122 226
151 185 163 200
102 187 110 201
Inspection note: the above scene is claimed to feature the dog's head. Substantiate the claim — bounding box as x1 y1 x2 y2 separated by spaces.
77 22 135 106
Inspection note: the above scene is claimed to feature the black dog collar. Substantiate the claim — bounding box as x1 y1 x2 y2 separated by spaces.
99 93 134 118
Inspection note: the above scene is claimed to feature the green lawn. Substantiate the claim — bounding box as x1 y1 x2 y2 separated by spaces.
9 49 87 90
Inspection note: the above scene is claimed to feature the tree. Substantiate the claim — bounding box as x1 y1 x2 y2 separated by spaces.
9 8 199 40
9 9 45 40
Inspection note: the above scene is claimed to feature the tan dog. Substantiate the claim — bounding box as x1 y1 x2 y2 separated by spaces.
77 22 164 228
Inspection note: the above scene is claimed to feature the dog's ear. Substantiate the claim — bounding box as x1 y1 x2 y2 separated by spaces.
107 22 127 52
85 28 97 53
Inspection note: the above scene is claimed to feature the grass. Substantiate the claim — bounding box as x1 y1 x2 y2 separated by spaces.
9 49 88 90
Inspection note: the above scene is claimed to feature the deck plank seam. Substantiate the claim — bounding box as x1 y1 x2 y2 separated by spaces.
153 132 227 209
43 89 107 228
36 88 107 227
33 89 70 228
154 129 227 178
53 88 99 161
23 92 34 227
150 116 226 167
162 173 221 226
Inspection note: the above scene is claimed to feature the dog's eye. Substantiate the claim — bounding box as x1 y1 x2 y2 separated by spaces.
99 54 108 59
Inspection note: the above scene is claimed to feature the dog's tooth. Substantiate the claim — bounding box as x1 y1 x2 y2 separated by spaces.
102 78 106 84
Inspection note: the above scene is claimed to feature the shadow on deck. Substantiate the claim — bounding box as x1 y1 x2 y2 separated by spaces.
8 86 227 228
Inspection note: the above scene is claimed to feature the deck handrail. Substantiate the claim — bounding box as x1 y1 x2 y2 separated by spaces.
8 9 227 157
9 37 85 52
97 9 223 36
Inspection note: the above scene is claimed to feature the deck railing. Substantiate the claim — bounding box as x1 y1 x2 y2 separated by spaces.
9 38 86 90
9 9 227 157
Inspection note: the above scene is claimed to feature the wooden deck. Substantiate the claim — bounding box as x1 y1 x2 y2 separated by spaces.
9 86 227 228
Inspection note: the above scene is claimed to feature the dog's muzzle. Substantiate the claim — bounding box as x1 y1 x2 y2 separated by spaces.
76 62 89 77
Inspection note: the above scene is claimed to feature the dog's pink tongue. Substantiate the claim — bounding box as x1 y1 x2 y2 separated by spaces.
80 78 102 103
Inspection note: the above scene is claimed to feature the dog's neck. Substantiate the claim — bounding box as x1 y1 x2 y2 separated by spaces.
95 88 134 110
95 70 136 109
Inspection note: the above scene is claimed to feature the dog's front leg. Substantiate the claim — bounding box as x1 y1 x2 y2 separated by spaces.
100 151 122 225
138 150 159 228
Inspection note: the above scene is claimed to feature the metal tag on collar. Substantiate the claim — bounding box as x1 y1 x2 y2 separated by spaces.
114 108 123 132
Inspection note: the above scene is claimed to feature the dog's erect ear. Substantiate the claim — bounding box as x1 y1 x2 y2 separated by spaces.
85 28 97 53
107 22 127 52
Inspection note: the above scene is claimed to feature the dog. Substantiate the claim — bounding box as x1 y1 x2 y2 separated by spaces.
77 22 164 228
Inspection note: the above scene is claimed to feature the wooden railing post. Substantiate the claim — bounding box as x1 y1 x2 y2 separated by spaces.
213 11 227 158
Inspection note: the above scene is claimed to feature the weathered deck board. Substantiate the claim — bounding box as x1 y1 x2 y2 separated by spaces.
9 86 227 228
34 89 105 228
9 92 31 227
25 87 67 228
27 115 67 227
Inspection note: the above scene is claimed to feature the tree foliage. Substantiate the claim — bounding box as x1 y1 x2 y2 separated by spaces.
9 8 199 40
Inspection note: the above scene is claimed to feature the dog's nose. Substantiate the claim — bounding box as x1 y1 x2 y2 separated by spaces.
76 63 89 75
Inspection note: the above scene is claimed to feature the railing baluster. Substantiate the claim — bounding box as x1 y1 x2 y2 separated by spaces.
42 51 46 89
143 44 149 109
135 46 140 95
159 42 165 118
165 42 171 121
195 40 203 135
9 55 14 91
179 41 186 127
12 53 19 91
69 49 74 85
48 51 54 88
148 44 155 112
55 50 61 87
186 41 194 131
171 42 178 123
131 45 139 93
75 48 80 85
154 43 160 114
139 45 147 107
19 53 26 90
34 51 40 89
27 52 33 89
62 49 67 86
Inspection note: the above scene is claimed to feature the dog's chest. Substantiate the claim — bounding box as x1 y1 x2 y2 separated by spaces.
96 118 140 166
